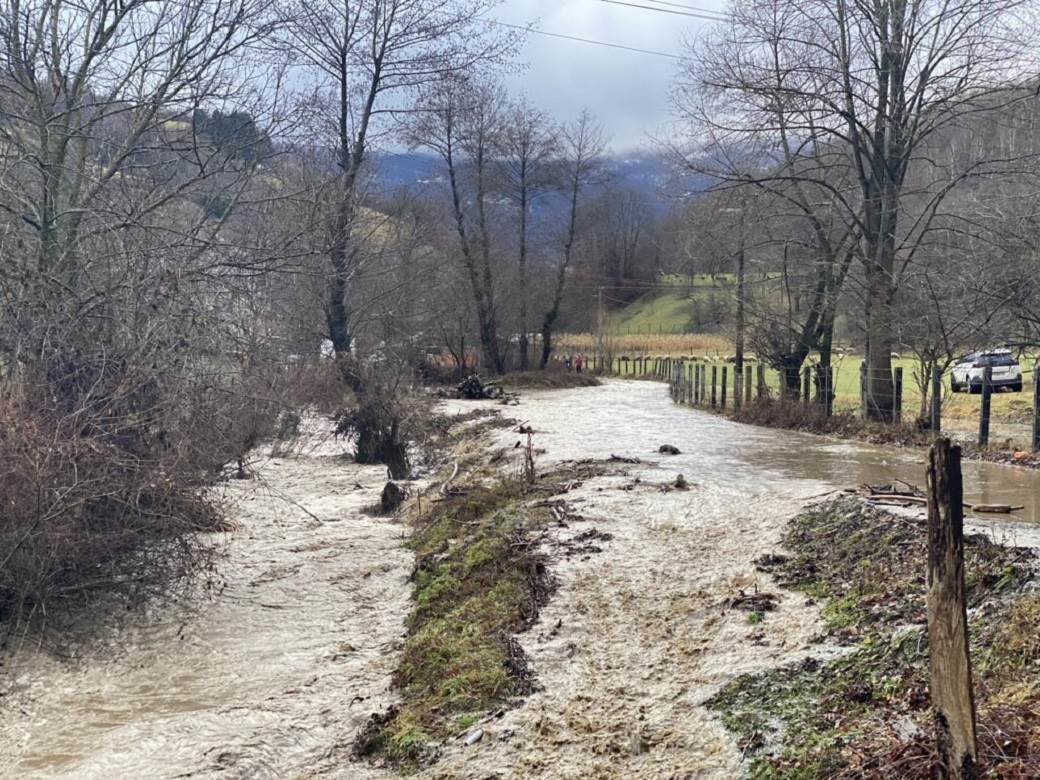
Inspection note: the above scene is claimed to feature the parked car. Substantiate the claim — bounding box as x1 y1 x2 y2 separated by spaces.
950 349 1022 393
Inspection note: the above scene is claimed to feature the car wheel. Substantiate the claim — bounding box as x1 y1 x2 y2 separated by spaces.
1012 382 1023 392
951 381 961 393
969 382 981 394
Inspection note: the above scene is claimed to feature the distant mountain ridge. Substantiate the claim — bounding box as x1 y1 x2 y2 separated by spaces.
369 151 713 213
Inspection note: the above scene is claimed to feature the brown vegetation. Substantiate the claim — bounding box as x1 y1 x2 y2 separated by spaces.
0 352 285 639
500 369 601 389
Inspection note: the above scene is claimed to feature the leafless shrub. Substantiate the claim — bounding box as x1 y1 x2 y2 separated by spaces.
0 361 225 639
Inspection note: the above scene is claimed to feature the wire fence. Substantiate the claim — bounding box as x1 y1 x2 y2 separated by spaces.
566 352 1040 451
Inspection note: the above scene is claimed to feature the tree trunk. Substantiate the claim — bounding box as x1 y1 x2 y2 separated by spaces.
865 262 896 421
734 244 745 404
816 313 835 407
518 184 529 370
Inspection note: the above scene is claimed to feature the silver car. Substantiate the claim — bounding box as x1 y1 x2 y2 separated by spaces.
950 350 1022 393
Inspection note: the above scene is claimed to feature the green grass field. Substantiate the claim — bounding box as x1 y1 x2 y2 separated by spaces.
607 275 732 336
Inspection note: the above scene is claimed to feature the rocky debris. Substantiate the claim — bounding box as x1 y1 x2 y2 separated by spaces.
457 374 503 400
674 474 689 490
658 444 680 455
559 528 613 558
753 553 790 572
724 590 779 613
380 481 406 513
608 453 641 463
463 728 484 746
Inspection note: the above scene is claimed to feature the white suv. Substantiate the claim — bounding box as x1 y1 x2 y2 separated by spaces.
950 350 1023 393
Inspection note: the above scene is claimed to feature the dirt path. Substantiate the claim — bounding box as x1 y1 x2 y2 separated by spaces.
0 419 408 780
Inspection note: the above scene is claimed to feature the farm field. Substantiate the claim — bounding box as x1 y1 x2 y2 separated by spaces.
564 341 1037 431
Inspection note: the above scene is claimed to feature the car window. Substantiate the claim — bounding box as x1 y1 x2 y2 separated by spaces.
982 354 1017 367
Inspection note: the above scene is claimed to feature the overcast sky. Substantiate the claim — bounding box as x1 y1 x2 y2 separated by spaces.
493 0 728 151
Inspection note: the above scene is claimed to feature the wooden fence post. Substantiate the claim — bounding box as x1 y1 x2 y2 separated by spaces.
756 364 766 400
802 366 811 405
931 366 942 435
978 366 992 446
894 366 904 424
699 365 705 404
825 366 834 417
859 360 868 419
745 365 752 406
721 366 728 409
687 364 694 404
734 364 743 410
1033 368 1040 451
926 438 978 779
711 365 718 408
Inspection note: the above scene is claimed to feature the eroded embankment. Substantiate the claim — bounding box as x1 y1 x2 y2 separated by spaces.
711 497 1040 778
0 418 412 780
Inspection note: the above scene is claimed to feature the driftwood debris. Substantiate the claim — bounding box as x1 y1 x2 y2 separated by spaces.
440 461 461 496
456 374 503 400
969 503 1023 514
862 483 1023 515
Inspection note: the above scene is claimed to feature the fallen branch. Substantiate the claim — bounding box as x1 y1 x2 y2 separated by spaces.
970 504 1024 514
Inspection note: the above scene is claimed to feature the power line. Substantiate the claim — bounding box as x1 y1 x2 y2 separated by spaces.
597 0 726 21
488 19 683 60
637 0 728 17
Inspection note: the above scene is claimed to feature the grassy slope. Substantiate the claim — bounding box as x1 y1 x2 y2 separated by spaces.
609 275 731 335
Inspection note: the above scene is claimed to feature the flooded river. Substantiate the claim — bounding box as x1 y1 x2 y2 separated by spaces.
2 379 1036 779
0 424 410 780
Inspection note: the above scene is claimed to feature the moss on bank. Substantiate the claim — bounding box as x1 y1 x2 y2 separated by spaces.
354 408 614 771
710 498 1040 778
353 479 548 769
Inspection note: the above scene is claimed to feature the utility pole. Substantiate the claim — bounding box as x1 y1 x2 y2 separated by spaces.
595 287 605 371
734 223 746 410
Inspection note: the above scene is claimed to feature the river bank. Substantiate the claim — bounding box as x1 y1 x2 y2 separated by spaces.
0 418 412 779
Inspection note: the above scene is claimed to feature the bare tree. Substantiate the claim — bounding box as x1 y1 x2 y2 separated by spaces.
539 110 606 368
407 76 509 373
282 0 515 368
677 0 1039 420
496 98 558 370
0 0 306 632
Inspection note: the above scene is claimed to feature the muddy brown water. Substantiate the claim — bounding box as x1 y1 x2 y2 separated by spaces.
0 422 409 780
2 380 1038 780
